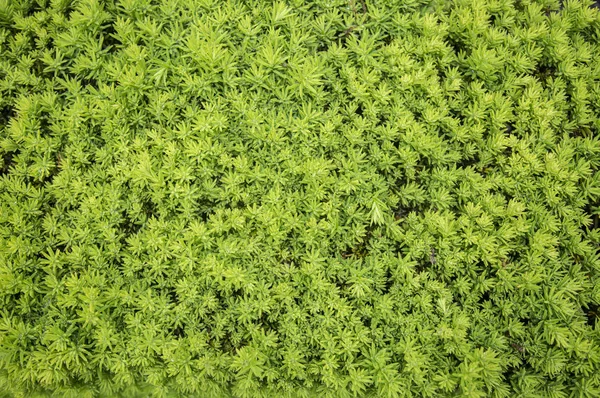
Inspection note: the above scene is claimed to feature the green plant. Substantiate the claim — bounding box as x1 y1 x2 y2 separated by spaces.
0 0 600 397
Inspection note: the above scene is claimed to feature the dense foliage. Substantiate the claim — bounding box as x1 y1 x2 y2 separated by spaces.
1 0 600 396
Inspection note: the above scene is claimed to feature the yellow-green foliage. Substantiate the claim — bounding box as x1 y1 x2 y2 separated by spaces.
1 0 600 397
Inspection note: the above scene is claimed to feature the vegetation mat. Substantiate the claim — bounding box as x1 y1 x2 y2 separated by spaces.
1 0 600 397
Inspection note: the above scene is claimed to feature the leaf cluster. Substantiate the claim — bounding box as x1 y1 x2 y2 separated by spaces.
0 0 600 397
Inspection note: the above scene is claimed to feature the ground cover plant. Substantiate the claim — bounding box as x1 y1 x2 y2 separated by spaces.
1 0 600 397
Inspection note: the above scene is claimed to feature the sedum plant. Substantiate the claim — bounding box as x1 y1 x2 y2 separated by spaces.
1 0 600 397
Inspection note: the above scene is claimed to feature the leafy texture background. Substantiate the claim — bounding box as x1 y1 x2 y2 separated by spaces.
1 0 600 397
